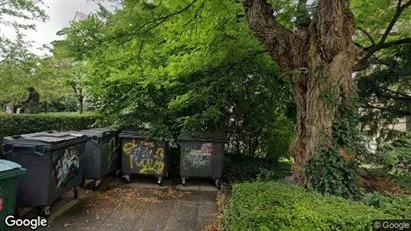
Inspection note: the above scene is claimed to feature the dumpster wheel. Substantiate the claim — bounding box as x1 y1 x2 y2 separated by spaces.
215 179 221 190
41 206 51 216
74 187 79 199
181 177 186 186
157 177 163 186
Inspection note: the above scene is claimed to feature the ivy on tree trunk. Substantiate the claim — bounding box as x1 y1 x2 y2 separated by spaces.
242 0 411 192
243 0 359 186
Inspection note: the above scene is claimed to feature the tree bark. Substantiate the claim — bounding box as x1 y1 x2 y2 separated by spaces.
79 95 84 114
243 0 359 184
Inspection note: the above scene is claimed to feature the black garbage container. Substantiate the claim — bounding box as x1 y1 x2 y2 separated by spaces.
119 130 169 185
80 128 120 188
179 134 226 189
2 131 88 215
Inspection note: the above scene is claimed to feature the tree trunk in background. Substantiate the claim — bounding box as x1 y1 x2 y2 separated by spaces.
79 96 84 114
78 88 84 114
243 0 359 184
11 103 16 114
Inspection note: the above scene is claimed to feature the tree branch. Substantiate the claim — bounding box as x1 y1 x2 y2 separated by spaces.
243 0 304 70
361 104 411 116
379 0 405 45
376 38 411 50
0 1 11 7
382 87 411 99
368 54 398 67
83 0 198 51
357 27 375 46
355 0 411 71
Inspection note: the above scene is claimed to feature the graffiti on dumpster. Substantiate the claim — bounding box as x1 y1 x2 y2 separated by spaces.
123 140 164 174
53 144 82 188
107 137 119 169
182 143 213 169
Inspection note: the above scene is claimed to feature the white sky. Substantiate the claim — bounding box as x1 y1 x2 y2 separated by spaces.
1 0 115 56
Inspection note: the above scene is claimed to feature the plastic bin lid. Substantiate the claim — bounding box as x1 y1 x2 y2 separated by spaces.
80 127 117 137
3 131 87 146
178 133 227 142
119 130 149 138
0 160 26 179
0 160 22 172
22 132 85 143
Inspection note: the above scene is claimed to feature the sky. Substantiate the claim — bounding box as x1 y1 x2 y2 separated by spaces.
1 0 115 56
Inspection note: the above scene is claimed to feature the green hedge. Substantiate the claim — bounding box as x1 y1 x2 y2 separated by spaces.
226 182 394 231
362 193 411 219
0 112 97 145
223 155 291 183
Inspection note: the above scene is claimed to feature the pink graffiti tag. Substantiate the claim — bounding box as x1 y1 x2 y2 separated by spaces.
201 143 214 154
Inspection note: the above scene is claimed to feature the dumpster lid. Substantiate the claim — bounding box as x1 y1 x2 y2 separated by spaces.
178 133 227 142
0 159 23 172
80 127 117 137
119 130 149 138
3 131 87 146
22 132 86 143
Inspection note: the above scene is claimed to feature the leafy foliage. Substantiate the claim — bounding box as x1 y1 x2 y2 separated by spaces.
0 0 48 64
0 0 47 30
225 182 393 231
357 45 411 138
40 95 79 112
223 155 291 183
0 45 73 107
352 0 411 48
362 192 411 218
367 132 411 174
307 96 366 198
306 143 363 199
56 0 294 155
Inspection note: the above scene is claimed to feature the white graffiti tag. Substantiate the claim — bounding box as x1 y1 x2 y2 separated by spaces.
53 145 81 188
182 143 214 169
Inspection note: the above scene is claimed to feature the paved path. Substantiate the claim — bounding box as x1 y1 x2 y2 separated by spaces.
34 182 218 231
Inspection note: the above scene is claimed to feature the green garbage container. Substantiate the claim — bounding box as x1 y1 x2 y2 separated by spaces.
0 160 26 231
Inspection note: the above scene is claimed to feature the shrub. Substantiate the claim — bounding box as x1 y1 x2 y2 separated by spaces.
225 182 394 231
0 112 97 155
223 155 291 183
362 193 411 219
40 95 79 112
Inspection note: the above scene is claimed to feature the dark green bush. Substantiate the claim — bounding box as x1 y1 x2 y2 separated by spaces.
226 182 394 231
0 112 97 153
223 155 291 183
41 95 79 112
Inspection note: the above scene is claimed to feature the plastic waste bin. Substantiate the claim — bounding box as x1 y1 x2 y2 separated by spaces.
2 131 88 215
119 130 169 185
179 134 226 190
0 160 26 231
80 128 120 188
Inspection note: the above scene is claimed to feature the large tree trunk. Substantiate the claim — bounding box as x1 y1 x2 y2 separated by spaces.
243 0 360 184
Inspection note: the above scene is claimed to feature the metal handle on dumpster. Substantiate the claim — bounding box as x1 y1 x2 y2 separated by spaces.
2 144 14 154
33 146 45 156
91 136 99 144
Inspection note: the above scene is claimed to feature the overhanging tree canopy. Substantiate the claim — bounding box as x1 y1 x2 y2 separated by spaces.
57 0 411 196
